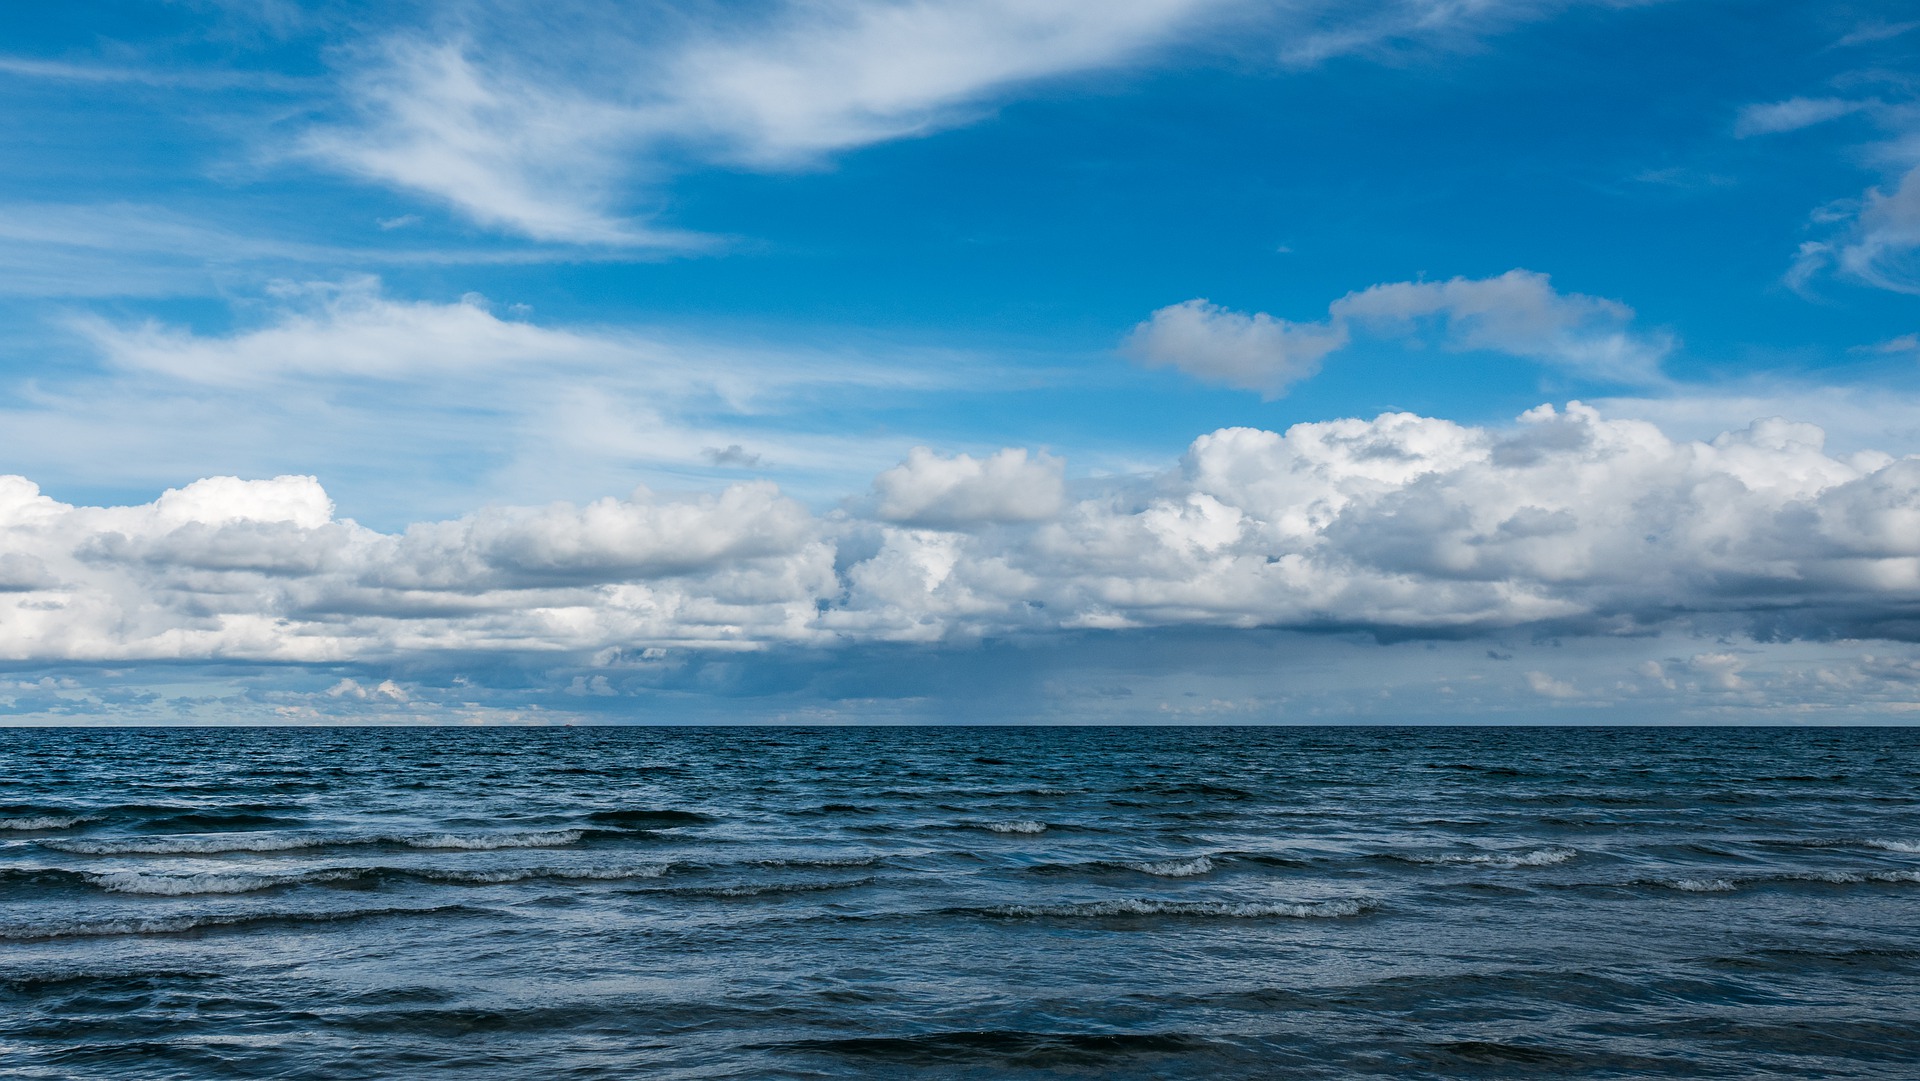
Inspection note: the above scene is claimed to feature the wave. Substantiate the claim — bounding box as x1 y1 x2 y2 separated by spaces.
86 868 365 896
0 904 485 941
0 867 92 891
765 1029 1215 1063
585 809 713 828
1130 856 1215 878
1388 848 1575 869
412 863 672 886
1119 782 1255 800
790 804 879 816
397 830 587 851
1648 869 1920 893
1665 877 1737 893
982 820 1047 835
745 856 879 869
1866 839 1920 854
43 828 587 856
667 876 878 899
0 814 96 831
964 897 1375 920
107 809 304 832
1034 855 1217 878
73 861 677 897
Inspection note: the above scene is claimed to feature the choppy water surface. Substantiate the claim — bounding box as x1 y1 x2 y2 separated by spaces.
2 726 1918 1079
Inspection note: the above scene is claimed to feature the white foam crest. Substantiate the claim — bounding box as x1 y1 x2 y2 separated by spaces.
1667 878 1737 892
1131 855 1215 878
1866 839 1920 853
1797 870 1868 884
1781 870 1920 885
421 863 668 884
985 820 1047 834
399 830 585 850
692 877 877 898
1655 868 1920 893
86 869 360 896
1405 848 1574 868
987 897 1373 919
746 856 878 868
46 833 342 855
0 815 96 831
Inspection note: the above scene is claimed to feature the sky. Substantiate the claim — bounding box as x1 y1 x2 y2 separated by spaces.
2 0 1919 724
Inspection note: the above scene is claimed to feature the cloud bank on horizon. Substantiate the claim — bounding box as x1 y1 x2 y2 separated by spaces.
5 404 1916 662
1 0 1919 722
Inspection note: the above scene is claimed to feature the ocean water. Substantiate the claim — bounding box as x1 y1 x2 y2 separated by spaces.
2 726 1917 1080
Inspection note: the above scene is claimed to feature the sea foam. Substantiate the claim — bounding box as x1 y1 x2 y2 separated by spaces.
0 815 96 831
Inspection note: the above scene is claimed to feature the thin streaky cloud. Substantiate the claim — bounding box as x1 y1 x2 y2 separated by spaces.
300 0 1622 244
0 54 316 92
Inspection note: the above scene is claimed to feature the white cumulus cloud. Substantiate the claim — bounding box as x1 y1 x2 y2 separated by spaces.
874 447 1067 526
1125 299 1348 397
1128 270 1671 394
6 405 1920 662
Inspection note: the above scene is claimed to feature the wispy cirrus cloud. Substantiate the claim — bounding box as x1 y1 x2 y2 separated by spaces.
1736 27 1920 295
8 277 987 523
304 1 1227 244
300 0 1626 244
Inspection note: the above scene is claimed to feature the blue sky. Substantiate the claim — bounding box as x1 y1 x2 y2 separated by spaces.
2 0 1919 724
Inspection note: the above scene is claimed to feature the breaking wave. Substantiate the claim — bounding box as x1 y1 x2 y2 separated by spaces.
0 814 97 831
1131 856 1216 878
1391 848 1576 868
1648 869 1920 893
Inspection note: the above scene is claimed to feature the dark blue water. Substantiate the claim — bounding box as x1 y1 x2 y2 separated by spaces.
2 726 1918 1079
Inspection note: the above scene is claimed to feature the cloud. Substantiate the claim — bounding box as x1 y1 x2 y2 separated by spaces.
304 2 1224 243
1746 37 1920 295
17 278 979 524
1832 165 1920 293
1330 270 1672 383
1792 166 1920 295
874 447 1066 526
0 473 835 662
78 277 615 384
1861 333 1920 355
9 404 1920 663
668 0 1220 167
1125 299 1348 397
300 1 1620 243
1525 670 1580 698
1275 0 1599 68
831 404 1920 643
304 38 676 246
1734 97 1870 138
0 202 662 299
1128 270 1671 394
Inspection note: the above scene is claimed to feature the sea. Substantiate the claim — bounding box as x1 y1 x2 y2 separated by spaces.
1 725 1917 1079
